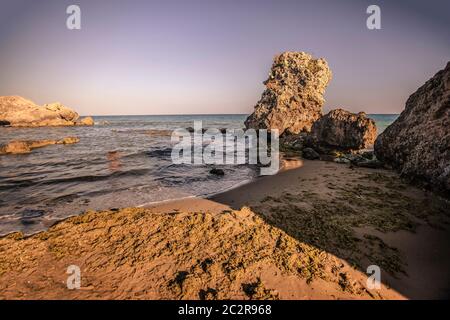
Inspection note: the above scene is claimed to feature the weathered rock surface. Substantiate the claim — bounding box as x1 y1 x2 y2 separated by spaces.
375 62 450 194
77 116 95 126
245 52 332 135
0 96 92 127
310 109 377 151
0 141 33 154
43 102 79 122
0 137 79 154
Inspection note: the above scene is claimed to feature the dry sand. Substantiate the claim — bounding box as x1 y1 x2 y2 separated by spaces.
0 159 449 299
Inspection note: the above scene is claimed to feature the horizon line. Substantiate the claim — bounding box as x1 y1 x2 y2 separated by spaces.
82 113 400 117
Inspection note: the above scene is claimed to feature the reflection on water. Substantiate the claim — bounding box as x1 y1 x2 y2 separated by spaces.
107 151 122 172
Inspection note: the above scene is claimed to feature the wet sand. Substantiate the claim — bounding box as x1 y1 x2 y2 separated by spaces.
0 160 449 299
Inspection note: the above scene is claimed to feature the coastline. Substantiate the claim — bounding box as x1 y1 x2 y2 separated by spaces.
1 159 448 299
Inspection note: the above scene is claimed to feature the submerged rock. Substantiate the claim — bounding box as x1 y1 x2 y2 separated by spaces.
0 96 93 127
57 137 80 145
375 62 450 194
0 141 32 154
310 109 377 151
209 168 225 176
245 52 332 135
0 137 79 155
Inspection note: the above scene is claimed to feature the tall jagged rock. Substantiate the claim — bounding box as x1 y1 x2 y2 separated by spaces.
0 96 86 127
245 52 332 135
311 109 377 151
375 62 450 194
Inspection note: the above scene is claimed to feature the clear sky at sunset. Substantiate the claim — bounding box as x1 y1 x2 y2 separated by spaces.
0 0 449 115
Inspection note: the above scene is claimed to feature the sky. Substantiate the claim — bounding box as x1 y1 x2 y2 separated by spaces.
0 0 449 116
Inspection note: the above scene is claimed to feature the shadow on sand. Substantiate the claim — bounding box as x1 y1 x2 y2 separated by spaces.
209 160 450 299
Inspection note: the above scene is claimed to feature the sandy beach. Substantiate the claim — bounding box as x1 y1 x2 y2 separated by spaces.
1 159 448 300
1 0 449 308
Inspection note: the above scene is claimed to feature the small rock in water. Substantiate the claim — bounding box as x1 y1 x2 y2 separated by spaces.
57 137 80 144
0 141 32 154
0 137 79 155
21 208 45 219
302 148 320 160
77 116 94 126
209 168 225 176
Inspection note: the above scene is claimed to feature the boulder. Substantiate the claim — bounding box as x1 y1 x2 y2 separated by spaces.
310 109 377 151
245 52 332 135
77 116 95 126
375 62 450 194
0 96 80 127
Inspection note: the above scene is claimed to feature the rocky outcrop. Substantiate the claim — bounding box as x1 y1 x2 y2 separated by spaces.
375 62 450 194
0 137 79 154
43 102 79 122
245 52 332 135
310 109 377 151
0 96 93 127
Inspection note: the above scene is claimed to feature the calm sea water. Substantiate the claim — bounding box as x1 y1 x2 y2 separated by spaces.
0 114 397 235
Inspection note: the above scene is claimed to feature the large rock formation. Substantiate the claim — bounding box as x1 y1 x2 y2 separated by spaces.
245 52 332 135
310 109 377 151
375 62 450 194
0 96 92 127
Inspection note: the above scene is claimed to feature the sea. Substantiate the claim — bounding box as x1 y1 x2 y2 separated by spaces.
0 114 398 235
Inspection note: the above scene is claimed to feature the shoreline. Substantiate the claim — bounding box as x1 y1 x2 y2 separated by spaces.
0 155 298 238
1 159 448 299
138 156 303 209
